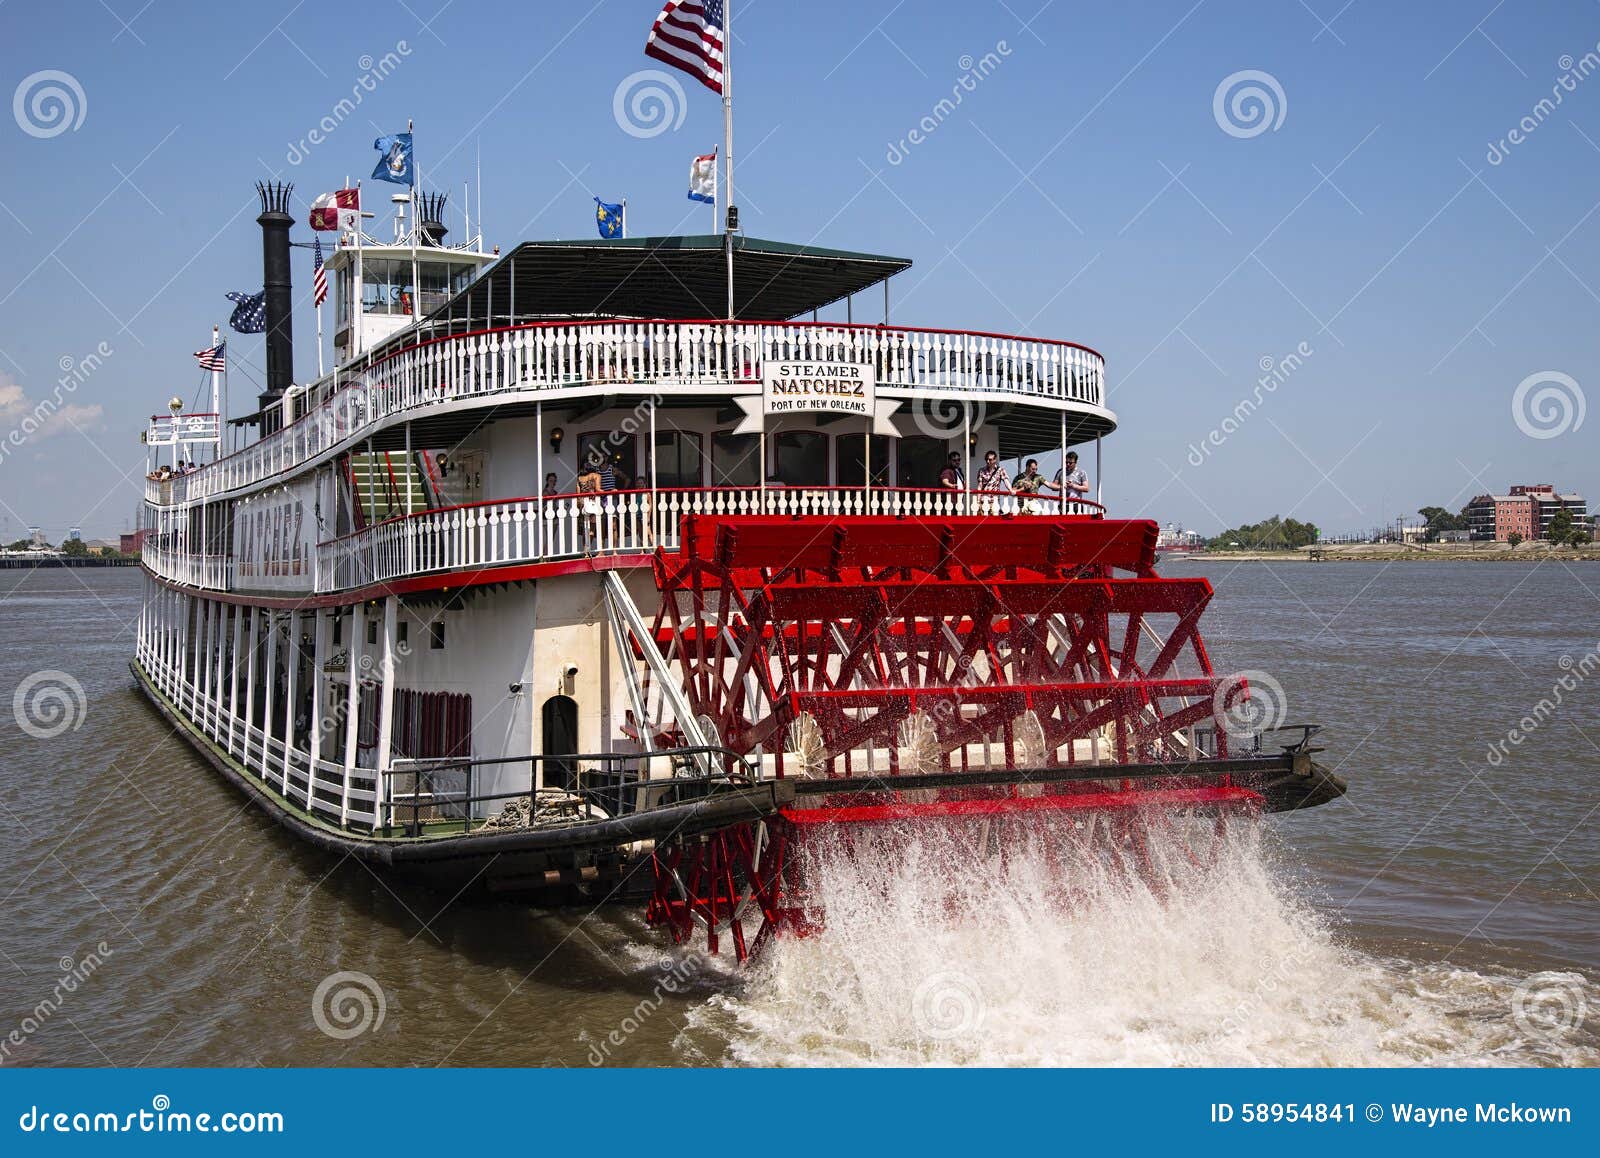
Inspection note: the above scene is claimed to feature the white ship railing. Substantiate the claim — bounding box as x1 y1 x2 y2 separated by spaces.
141 543 233 590
146 320 1106 507
314 486 1103 594
145 485 1105 595
136 642 381 829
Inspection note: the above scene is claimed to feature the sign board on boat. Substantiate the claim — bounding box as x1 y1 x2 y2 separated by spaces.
761 360 876 417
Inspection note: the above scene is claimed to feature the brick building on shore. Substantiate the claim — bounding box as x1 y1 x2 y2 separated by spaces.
1465 484 1591 542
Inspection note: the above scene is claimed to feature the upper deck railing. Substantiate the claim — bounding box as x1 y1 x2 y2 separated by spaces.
145 319 1106 508
142 484 1106 596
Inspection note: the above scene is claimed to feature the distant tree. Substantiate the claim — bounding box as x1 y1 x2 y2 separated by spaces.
1547 507 1575 544
60 538 89 557
1207 515 1320 551
4 538 32 551
1418 506 1467 542
1507 532 1524 547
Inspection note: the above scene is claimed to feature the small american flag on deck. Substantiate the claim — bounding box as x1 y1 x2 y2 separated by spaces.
645 0 724 95
312 237 328 308
193 343 226 372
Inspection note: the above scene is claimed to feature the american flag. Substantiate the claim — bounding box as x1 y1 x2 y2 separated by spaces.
193 343 226 373
312 237 328 308
645 0 724 95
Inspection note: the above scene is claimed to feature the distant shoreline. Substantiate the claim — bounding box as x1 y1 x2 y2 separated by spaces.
1164 545 1599 563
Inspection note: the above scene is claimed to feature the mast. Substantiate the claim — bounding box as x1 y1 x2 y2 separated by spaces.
210 324 223 460
723 0 734 320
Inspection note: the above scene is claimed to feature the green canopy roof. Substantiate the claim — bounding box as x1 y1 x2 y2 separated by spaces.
420 234 913 333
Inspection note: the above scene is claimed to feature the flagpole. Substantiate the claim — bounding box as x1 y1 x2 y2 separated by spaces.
211 324 223 462
315 245 326 379
622 199 628 241
723 0 734 320
408 119 419 328
353 177 364 357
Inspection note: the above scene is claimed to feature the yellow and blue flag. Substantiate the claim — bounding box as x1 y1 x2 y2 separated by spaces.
594 197 624 239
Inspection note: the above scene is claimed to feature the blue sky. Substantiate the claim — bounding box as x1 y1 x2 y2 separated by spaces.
0 0 1595 539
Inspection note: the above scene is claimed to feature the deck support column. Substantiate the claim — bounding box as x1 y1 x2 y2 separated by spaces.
340 604 365 828
262 610 278 784
201 599 216 734
211 601 227 739
308 606 330 798
281 610 299 798
374 596 399 831
243 608 260 769
1095 434 1102 507
228 603 243 755
535 402 543 558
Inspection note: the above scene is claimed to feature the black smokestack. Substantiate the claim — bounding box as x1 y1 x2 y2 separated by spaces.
418 190 448 246
256 181 294 430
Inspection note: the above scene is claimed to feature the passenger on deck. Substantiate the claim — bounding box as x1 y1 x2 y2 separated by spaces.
938 452 965 492
576 458 603 554
975 451 1010 512
1013 458 1046 513
1043 451 1089 510
543 472 559 498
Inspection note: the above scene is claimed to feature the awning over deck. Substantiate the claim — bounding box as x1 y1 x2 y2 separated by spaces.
411 234 913 338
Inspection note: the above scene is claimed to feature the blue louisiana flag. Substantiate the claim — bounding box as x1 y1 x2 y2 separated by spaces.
594 197 624 239
226 290 266 334
372 132 414 185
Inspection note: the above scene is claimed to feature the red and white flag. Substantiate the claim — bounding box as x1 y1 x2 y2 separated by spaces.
308 188 360 232
645 0 724 95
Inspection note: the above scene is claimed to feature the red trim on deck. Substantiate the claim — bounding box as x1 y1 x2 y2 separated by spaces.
780 785 1262 826
141 552 656 610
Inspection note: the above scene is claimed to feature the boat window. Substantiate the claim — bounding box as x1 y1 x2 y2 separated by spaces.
835 433 892 487
711 431 760 487
896 436 949 489
361 258 414 316
768 432 829 487
652 430 703 489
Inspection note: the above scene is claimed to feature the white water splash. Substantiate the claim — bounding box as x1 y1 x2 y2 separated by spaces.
677 813 1598 1066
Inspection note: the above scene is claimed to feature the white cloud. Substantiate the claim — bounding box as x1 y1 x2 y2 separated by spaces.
0 376 104 445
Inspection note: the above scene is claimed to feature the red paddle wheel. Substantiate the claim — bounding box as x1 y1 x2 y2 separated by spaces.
640 512 1290 962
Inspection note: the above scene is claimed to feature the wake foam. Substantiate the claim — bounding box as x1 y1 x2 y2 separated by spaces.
677 811 1598 1066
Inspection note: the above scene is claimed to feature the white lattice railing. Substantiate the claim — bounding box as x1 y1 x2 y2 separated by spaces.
141 543 232 590
147 320 1106 507
312 486 1104 595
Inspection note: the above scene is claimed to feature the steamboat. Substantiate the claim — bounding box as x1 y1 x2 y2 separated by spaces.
134 171 1345 962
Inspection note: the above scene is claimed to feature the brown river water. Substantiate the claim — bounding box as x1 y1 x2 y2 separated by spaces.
0 562 1596 1066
